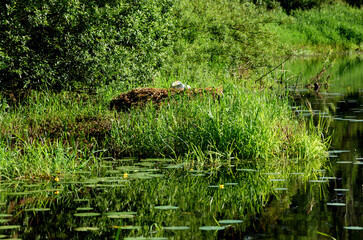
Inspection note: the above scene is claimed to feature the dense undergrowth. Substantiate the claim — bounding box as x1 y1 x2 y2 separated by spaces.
1 0 360 178
0 80 328 178
266 2 363 53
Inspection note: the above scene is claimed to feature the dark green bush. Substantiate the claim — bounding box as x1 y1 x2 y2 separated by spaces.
0 0 174 91
252 0 336 12
345 0 363 6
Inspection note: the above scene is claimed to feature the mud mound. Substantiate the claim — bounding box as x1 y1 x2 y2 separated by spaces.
110 87 223 111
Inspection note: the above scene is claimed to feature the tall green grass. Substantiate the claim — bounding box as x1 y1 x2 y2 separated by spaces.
0 76 328 178
266 3 363 53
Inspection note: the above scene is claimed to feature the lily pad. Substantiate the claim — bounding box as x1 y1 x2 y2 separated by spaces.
190 174 206 177
154 206 179 210
25 208 51 212
218 220 243 224
104 212 137 218
107 214 135 219
353 161 363 165
328 150 350 154
225 183 238 186
76 207 93 211
334 188 350 192
74 199 90 202
74 227 99 231
124 238 168 240
0 214 12 217
164 164 184 169
0 225 21 230
163 226 190 230
319 177 337 180
236 169 256 172
327 203 346 206
199 226 225 231
343 226 363 230
74 212 100 217
112 226 142 230
309 180 329 183
269 179 286 182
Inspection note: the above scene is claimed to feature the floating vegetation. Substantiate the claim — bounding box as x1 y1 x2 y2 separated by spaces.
290 172 304 175
225 183 238 186
154 206 179 210
74 213 101 217
319 177 337 180
74 227 99 231
236 169 257 172
199 226 225 231
218 220 243 224
163 226 190 230
309 180 329 183
190 173 206 177
76 207 93 211
269 179 286 182
112 226 142 230
0 225 21 230
334 189 350 192
353 161 363 165
343 226 363 230
74 199 91 202
328 150 350 154
25 208 51 212
106 214 135 219
124 238 168 240
163 164 184 169
327 203 346 206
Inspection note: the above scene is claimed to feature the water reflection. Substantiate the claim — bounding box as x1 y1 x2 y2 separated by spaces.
0 158 326 239
258 54 363 240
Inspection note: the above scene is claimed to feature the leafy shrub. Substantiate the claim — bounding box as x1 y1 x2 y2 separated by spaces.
0 0 174 91
161 0 282 84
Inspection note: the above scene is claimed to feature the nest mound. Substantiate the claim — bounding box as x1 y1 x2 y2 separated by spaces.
110 87 223 111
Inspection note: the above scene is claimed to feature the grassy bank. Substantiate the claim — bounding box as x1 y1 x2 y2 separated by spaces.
266 3 363 53
0 0 334 179
0 77 328 179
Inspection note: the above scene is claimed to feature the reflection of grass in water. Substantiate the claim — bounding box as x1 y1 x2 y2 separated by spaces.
0 157 329 239
285 54 363 91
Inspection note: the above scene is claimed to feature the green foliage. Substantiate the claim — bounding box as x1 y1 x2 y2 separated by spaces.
109 85 327 162
0 0 286 91
162 0 281 84
0 0 174 91
266 3 363 52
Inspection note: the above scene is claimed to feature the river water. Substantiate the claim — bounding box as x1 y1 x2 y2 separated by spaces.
0 54 361 239
251 54 363 240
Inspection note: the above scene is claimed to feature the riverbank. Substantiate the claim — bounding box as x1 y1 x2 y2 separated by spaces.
265 2 362 54
3 0 359 178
